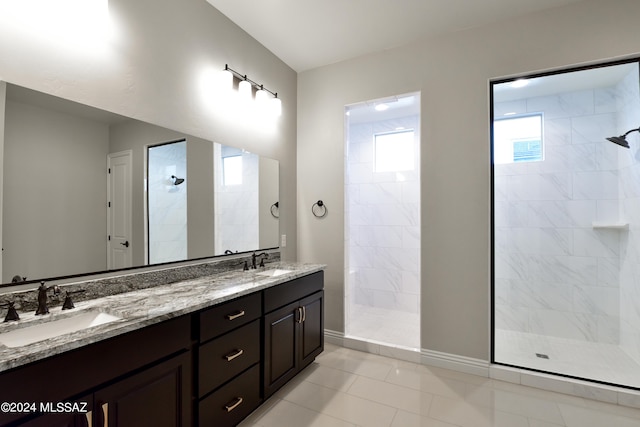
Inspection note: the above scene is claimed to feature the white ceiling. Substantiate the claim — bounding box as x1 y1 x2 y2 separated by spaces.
206 0 590 72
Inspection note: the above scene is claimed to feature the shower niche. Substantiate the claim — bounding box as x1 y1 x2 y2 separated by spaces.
491 59 640 389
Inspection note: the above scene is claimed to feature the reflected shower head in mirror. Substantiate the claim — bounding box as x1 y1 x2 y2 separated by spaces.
606 126 640 149
171 175 185 185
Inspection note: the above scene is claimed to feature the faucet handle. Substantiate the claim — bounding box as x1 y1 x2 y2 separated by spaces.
62 289 86 310
1 301 19 322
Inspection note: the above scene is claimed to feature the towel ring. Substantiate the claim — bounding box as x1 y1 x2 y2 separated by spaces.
312 200 327 218
270 202 279 218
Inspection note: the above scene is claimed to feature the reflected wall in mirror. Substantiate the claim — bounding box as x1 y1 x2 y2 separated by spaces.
0 83 280 285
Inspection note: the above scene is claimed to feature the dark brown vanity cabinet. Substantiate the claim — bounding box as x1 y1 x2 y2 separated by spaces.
1 269 325 427
94 352 191 427
0 315 192 427
197 293 262 427
263 272 324 398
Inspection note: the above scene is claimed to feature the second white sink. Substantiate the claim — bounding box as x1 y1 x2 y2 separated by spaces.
256 269 292 277
0 310 121 348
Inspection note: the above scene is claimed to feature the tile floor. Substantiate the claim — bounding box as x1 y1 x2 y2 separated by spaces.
346 304 420 350
495 329 640 388
239 343 640 427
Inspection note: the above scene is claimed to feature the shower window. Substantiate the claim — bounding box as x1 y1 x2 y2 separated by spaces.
491 59 640 390
374 130 415 172
223 155 243 186
494 114 543 164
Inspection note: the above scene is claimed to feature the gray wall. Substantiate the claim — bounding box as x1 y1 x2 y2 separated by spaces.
297 0 640 360
0 0 297 263
3 98 109 282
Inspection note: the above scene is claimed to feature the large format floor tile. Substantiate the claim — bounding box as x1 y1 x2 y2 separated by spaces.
239 344 640 427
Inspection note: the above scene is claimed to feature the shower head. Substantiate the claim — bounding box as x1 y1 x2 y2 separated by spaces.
606 126 640 149
606 136 631 149
171 175 185 185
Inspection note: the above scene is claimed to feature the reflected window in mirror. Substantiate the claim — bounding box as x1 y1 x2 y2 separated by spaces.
223 155 243 186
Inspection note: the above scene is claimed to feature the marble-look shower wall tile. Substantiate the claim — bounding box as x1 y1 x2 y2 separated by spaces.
526 90 594 119
544 118 572 146
510 280 573 311
507 172 572 201
572 285 620 317
573 170 620 200
346 114 421 316
573 229 620 258
529 308 598 342
595 86 622 114
571 113 618 144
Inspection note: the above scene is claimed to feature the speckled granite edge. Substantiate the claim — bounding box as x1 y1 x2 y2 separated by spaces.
2 252 280 312
0 258 325 373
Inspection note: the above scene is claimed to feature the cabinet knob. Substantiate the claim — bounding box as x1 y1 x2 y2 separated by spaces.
226 310 245 321
225 348 244 362
225 396 243 412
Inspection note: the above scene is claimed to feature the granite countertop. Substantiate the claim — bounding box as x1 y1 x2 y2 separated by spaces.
0 261 325 373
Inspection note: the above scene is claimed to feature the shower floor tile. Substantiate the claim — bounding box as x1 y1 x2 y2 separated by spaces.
495 329 640 388
346 304 420 350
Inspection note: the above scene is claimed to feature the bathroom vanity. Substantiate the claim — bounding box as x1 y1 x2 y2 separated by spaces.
0 261 324 427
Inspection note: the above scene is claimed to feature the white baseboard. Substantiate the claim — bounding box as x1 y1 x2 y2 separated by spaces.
420 349 490 377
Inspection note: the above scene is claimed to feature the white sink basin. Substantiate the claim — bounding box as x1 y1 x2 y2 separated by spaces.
0 310 121 348
256 269 293 277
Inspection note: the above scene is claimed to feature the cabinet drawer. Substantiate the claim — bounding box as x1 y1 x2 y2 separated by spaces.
200 292 261 342
199 319 260 397
199 364 261 427
264 271 324 313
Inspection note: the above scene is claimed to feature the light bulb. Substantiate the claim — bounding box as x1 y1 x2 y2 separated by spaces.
272 97 282 116
239 80 252 100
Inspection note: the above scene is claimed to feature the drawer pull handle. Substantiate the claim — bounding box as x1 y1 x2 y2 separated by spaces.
302 306 306 323
86 410 92 427
101 402 108 427
226 310 245 321
225 348 244 362
225 397 243 412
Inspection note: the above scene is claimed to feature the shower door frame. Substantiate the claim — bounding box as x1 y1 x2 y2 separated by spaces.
490 56 640 390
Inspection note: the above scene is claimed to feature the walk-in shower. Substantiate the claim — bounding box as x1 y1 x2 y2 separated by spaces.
345 92 421 350
492 59 640 389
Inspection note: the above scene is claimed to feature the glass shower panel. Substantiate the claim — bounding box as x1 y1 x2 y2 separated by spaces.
492 60 640 389
147 140 187 264
345 93 421 350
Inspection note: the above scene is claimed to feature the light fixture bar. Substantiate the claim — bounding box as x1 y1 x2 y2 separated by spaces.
224 64 279 99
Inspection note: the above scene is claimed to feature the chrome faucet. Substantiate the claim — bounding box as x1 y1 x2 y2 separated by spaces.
251 251 268 269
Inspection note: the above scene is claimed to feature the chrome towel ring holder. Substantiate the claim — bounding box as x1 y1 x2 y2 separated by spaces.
312 200 327 218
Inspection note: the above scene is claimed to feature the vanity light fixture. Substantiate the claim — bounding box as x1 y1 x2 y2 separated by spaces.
223 64 282 116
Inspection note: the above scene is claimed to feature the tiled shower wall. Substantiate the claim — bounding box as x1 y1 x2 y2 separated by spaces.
346 115 421 316
494 84 626 344
214 144 259 254
619 68 640 364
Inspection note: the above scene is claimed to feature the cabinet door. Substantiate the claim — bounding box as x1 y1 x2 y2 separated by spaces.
263 300 300 397
17 411 91 427
95 352 191 427
299 291 324 369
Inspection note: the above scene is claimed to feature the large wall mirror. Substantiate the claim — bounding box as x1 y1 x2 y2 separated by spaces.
0 83 279 287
